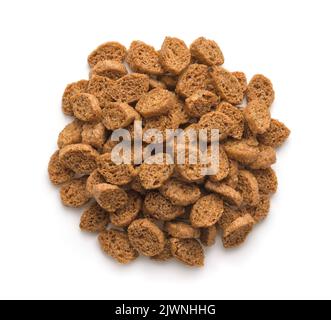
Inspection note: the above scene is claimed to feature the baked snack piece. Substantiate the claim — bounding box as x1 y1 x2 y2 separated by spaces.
57 120 83 149
218 204 242 230
111 191 142 227
222 214 255 248
81 122 107 150
249 145 276 170
86 170 106 196
98 229 138 264
87 75 115 109
210 66 244 105
160 178 201 206
143 191 185 221
71 93 102 122
184 90 219 118
246 74 275 108
136 88 175 118
102 102 139 130
60 177 90 208
127 41 164 75
160 37 191 75
176 64 214 98
205 180 243 208
109 73 149 103
59 144 99 175
216 102 245 139
128 219 165 257
224 140 259 165
250 168 278 195
190 194 224 228
91 60 128 80
232 72 247 95
80 202 109 232
243 100 271 135
257 119 291 148
88 42 127 67
93 183 128 212
48 151 74 185
170 238 204 267
62 80 89 116
237 170 260 207
97 153 137 186
139 153 174 190
164 222 200 239
190 37 224 66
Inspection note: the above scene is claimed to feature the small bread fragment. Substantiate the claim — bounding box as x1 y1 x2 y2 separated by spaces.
247 74 275 108
91 60 127 80
93 183 128 212
243 100 271 134
81 122 107 150
127 41 164 75
222 160 239 188
71 93 102 122
191 194 224 228
102 102 139 130
136 88 175 118
208 146 230 182
222 214 255 248
59 144 99 175
62 80 89 116
109 73 149 103
165 222 200 239
60 177 90 208
216 102 245 139
243 194 271 223
88 42 127 67
48 151 75 185
232 72 247 95
237 170 260 207
218 204 242 230
80 202 109 232
128 219 165 257
87 75 115 109
98 229 138 264
152 239 173 261
170 238 204 267
223 140 259 165
86 170 106 196
210 66 244 105
200 225 218 247
176 64 214 98
176 147 206 183
198 111 235 142
159 37 191 75
205 180 243 208
249 145 276 170
111 191 142 227
58 120 83 149
250 168 278 195
190 37 224 66
160 178 201 206
184 90 219 118
257 119 291 148
139 153 174 190
97 153 137 186
143 191 185 221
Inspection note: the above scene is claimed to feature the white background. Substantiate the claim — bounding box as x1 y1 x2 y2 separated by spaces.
0 0 330 300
